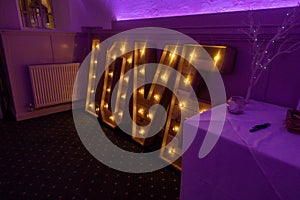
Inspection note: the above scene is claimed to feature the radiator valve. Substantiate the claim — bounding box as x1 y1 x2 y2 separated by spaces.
29 103 35 112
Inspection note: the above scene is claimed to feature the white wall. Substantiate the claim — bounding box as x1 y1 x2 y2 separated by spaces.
3 0 299 32
69 0 114 31
0 0 114 32
54 0 114 32
51 0 72 31
0 0 21 29
111 0 299 20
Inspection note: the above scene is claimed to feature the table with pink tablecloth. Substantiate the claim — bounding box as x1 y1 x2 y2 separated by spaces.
181 100 300 200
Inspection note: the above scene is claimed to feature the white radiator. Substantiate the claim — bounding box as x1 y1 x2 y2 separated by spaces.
29 63 80 108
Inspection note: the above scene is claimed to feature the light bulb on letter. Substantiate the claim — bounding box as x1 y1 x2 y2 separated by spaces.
139 129 145 135
168 147 176 154
138 108 144 115
172 126 179 132
153 94 160 101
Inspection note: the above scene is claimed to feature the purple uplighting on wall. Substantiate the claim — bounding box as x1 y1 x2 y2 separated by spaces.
113 0 299 20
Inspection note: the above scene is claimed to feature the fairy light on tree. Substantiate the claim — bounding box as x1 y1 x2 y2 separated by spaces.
244 5 300 103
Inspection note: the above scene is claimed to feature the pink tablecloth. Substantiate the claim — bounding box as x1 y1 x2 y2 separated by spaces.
181 100 300 200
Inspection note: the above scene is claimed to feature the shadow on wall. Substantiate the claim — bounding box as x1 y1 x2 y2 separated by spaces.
0 34 15 120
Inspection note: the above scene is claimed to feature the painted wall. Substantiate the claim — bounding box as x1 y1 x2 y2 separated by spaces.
44 0 114 31
2 0 298 32
0 0 114 32
108 7 300 108
0 0 21 29
0 0 74 31
1 2 299 122
53 0 115 32
112 6 295 29
112 0 299 20
51 0 72 31
38 0 300 31
68 0 114 31
0 30 89 121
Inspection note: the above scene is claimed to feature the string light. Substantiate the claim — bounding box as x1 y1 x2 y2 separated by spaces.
108 72 114 77
170 46 178 61
91 89 95 93
89 103 94 108
109 115 114 121
138 108 144 115
147 113 153 119
140 48 145 56
184 77 190 85
189 51 196 60
95 44 100 49
118 112 123 117
139 128 145 135
199 109 207 114
112 55 116 60
120 46 126 53
106 88 111 92
160 74 167 82
92 75 96 79
172 126 179 132
104 103 108 109
179 102 184 108
214 51 221 63
94 60 98 64
124 76 129 83
168 147 176 154
170 52 176 60
95 108 100 112
139 68 145 75
138 88 144 95
121 94 126 99
153 94 160 101
127 57 132 63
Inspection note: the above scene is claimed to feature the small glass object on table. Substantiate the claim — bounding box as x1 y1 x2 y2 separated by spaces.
227 96 246 114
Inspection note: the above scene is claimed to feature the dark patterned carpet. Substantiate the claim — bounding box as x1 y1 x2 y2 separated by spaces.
0 111 180 200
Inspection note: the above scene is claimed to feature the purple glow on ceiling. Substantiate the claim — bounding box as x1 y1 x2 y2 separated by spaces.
112 0 299 21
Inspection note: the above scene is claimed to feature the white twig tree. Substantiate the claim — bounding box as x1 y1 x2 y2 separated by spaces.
244 5 300 103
